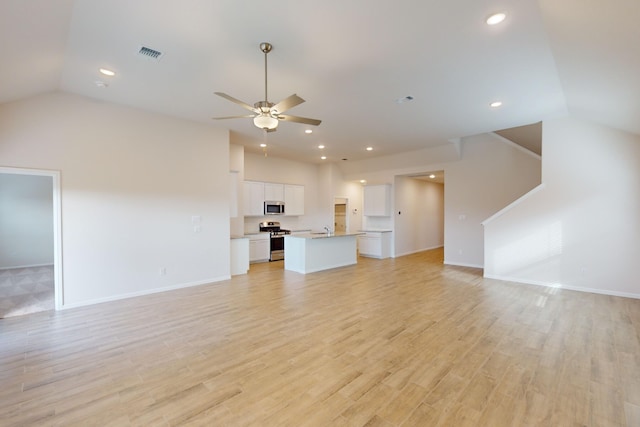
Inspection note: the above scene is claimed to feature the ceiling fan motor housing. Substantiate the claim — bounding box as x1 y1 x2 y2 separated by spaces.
255 100 276 114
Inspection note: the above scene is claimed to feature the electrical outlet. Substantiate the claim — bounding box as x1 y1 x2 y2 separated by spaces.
160 267 166 276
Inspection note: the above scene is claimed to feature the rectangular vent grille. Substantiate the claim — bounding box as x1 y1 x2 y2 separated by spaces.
137 46 163 61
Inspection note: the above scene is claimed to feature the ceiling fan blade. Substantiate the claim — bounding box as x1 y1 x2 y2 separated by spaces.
214 92 258 113
212 115 256 120
266 127 278 133
272 94 305 114
277 114 322 126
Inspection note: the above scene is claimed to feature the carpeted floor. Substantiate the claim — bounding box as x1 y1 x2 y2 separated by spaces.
0 265 54 318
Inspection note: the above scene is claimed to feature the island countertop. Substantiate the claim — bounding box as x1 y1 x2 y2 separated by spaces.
284 233 360 273
288 231 364 240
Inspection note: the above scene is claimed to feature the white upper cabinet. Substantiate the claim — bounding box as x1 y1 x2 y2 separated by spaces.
243 181 304 217
284 184 304 216
243 181 265 216
363 184 391 216
264 183 284 201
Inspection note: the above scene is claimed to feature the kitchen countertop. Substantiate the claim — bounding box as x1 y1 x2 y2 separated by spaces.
244 232 270 238
357 229 393 233
287 231 364 239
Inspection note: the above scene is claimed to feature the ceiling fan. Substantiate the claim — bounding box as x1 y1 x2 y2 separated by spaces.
213 42 321 132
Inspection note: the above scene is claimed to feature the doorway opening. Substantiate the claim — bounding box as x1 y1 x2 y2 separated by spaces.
334 197 348 233
0 167 62 317
393 171 445 258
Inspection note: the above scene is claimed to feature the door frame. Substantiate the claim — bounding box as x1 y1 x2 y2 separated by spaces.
333 197 349 233
0 167 63 310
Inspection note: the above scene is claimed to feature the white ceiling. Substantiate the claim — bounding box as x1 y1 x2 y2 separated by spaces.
1 0 638 164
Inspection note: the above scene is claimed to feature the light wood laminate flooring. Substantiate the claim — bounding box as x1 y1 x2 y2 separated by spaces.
1 249 639 426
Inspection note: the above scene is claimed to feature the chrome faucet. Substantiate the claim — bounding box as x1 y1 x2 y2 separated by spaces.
324 226 331 235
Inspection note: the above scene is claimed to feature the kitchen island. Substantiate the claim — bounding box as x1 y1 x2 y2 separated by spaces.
284 232 363 274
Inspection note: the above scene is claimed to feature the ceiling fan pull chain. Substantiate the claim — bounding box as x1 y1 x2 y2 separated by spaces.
263 129 268 157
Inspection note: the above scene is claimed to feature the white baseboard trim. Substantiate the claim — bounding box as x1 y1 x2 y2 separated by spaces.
60 275 232 310
0 263 54 270
292 261 357 274
394 245 444 258
484 273 640 300
444 260 484 269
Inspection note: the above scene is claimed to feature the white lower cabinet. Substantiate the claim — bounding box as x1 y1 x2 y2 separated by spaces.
248 234 270 263
358 232 391 259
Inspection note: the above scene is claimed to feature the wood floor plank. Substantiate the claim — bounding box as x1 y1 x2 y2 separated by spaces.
1 248 639 425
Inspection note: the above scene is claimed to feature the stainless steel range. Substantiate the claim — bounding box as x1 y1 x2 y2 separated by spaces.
259 221 291 261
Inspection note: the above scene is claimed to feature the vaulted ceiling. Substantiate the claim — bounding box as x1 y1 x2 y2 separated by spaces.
1 0 638 163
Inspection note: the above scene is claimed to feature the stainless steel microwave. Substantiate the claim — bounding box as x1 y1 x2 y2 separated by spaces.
264 201 285 215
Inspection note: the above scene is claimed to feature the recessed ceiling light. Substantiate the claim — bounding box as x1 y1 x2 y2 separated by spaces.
360 180 367 184
260 143 267 147
366 147 373 151
486 13 506 25
99 68 115 77
429 174 436 179
318 145 325 149
321 156 327 160
305 129 313 134
490 101 503 108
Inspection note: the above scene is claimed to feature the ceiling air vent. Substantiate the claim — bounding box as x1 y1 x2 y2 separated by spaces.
137 46 163 61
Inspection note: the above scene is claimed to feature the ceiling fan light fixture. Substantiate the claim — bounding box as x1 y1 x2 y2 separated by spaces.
254 113 278 130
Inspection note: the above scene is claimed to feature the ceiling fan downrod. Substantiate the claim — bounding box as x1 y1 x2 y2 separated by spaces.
260 42 272 105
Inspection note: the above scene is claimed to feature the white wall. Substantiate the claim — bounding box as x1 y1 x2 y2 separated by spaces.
324 163 363 233
484 117 640 298
0 92 231 307
394 177 444 257
443 134 542 267
336 181 363 233
0 173 54 268
229 144 245 237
